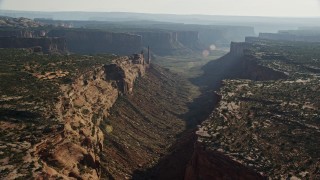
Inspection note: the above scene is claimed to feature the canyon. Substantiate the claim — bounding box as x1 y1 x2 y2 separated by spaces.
189 38 320 179
1 15 319 180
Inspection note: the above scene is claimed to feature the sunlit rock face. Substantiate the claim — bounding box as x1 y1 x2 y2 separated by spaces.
33 54 148 179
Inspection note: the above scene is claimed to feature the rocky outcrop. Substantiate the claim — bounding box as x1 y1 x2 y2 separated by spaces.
185 142 265 180
33 54 148 179
0 37 67 53
47 29 142 55
105 54 147 95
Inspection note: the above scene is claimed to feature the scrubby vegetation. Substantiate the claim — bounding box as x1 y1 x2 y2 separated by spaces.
198 39 320 179
0 49 114 179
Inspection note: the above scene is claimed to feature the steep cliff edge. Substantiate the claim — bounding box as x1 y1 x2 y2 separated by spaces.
0 28 47 38
136 31 187 55
48 29 142 55
100 65 197 179
0 51 148 179
0 37 67 54
33 54 148 179
176 31 203 50
184 40 292 180
229 42 288 80
0 29 34 38
187 39 320 179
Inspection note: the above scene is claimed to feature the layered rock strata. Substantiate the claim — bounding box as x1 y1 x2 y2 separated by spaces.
0 37 67 54
32 54 148 179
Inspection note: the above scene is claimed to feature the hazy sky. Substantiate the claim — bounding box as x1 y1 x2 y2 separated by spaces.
1 0 320 17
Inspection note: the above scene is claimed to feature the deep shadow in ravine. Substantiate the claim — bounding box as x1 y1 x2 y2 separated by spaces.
131 53 245 180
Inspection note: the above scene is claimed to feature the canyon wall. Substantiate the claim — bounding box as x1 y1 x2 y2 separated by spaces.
0 37 67 53
238 55 288 81
185 41 288 180
0 29 34 38
0 28 47 38
185 142 265 180
149 23 255 49
47 29 143 55
229 42 251 57
176 31 202 50
229 42 288 80
259 32 320 42
136 31 186 55
33 54 148 179
135 30 204 55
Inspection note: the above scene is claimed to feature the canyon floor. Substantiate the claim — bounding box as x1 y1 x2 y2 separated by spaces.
100 50 229 179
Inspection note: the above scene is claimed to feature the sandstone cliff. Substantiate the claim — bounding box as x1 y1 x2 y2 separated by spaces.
176 31 203 50
47 29 142 55
136 31 187 55
0 28 34 38
0 37 67 54
0 28 47 38
30 54 148 179
229 42 251 57
100 64 199 180
229 42 288 80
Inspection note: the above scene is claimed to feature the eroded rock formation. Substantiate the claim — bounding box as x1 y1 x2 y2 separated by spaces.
31 54 148 179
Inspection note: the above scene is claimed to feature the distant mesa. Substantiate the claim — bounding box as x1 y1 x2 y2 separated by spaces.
0 16 255 56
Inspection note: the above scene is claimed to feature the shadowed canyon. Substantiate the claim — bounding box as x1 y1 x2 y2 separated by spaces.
0 12 319 180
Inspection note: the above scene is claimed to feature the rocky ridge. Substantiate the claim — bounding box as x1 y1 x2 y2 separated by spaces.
34 54 148 179
0 50 149 179
189 38 320 179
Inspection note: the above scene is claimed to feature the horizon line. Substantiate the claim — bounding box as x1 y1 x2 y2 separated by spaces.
1 9 320 19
